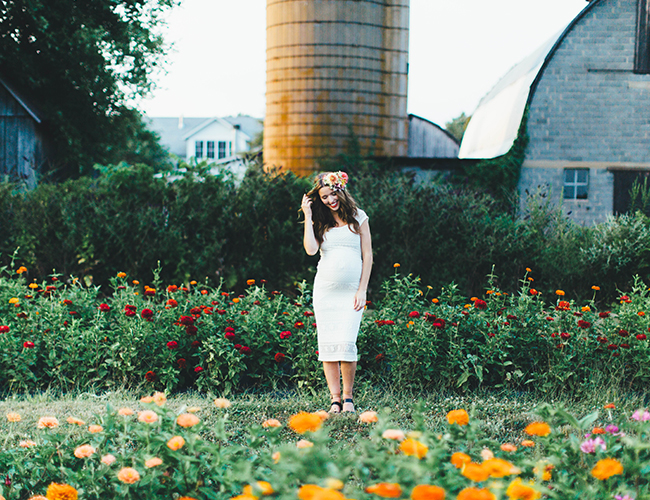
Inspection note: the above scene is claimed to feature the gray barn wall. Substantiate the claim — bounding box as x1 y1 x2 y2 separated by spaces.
520 0 650 225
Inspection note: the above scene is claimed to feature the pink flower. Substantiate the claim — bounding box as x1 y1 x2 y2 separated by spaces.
632 409 650 421
194 366 204 373
280 331 292 339
224 331 235 340
580 437 606 453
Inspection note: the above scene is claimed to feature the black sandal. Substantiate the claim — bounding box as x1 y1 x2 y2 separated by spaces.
342 398 355 413
329 400 343 414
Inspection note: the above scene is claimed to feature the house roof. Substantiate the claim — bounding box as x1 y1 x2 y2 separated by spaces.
0 75 43 123
458 0 600 159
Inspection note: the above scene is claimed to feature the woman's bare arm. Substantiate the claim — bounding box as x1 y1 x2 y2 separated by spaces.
353 219 373 311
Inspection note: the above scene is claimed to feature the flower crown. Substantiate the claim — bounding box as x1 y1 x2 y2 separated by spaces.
319 171 349 191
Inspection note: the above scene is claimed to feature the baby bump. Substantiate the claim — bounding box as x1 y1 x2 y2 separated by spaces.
316 255 362 286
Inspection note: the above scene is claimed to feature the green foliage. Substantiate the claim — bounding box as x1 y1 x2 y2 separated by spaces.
0 0 175 176
444 112 470 142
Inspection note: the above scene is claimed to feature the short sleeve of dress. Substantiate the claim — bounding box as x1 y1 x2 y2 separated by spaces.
354 208 368 226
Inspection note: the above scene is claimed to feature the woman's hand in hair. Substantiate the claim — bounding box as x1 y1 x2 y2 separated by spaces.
301 194 313 219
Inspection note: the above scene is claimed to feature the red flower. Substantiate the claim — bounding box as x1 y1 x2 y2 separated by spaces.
375 353 385 362
99 303 111 312
167 341 178 350
546 316 554 321
194 366 204 373
234 344 242 350
0 325 9 333
637 334 647 341
274 352 286 363
23 341 35 348
253 300 261 306
599 311 611 318
607 344 618 350
190 307 202 315
167 285 178 293
141 308 154 321
191 341 201 348
144 288 155 296
424 313 436 322
506 314 517 320
179 315 194 326
166 299 178 308
294 321 305 329
304 311 315 317
145 371 156 382
279 331 292 339
556 301 571 311
185 325 198 336
474 299 487 310
530 289 539 295
217 309 226 315
573 312 583 317
488 333 495 338
69 311 78 316
117 286 126 290
621 343 630 348
619 295 632 303
63 299 73 305
203 307 213 314
240 311 249 315
560 332 570 340
225 332 235 340
239 346 252 355
597 336 608 343
177 358 186 368
408 311 420 318
577 320 591 328
432 319 446 329
619 329 629 337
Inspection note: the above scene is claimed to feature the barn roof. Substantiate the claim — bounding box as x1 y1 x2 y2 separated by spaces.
0 76 43 123
458 0 600 159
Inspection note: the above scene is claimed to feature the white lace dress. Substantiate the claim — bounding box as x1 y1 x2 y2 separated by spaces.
313 209 368 362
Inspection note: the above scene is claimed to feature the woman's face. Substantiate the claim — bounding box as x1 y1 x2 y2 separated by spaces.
318 186 339 212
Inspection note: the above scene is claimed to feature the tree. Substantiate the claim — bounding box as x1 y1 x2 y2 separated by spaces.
445 112 471 142
0 0 176 177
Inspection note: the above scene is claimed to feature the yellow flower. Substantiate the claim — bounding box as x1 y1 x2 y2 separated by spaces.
447 409 469 426
288 412 323 434
243 481 274 496
591 458 623 480
9 297 19 304
177 413 200 428
118 407 134 416
524 422 550 437
555 290 565 296
533 463 554 481
167 436 185 450
16 266 27 274
28 283 39 289
46 482 78 500
214 397 232 409
152 391 167 406
37 416 59 429
117 467 140 484
358 411 378 423
262 418 282 428
66 417 85 425
457 487 496 500
144 457 163 468
88 425 103 433
117 272 127 278
410 485 446 500
73 444 96 458
399 438 428 459
6 412 21 422
137 410 158 424
451 452 471 468
505 478 541 500
296 439 314 448
366 483 403 498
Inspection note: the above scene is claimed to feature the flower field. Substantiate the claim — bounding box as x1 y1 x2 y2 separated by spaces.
0 392 649 499
1 264 650 394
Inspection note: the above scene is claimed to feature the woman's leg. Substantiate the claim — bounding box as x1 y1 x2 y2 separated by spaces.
322 361 341 412
341 361 357 412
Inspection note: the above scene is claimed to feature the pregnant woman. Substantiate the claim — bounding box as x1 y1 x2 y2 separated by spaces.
300 171 373 413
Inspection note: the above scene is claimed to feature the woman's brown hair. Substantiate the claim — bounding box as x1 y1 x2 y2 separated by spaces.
306 173 360 243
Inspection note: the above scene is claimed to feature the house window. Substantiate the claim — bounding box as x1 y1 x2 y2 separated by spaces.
195 141 203 159
229 141 233 156
635 0 650 73
218 141 227 159
207 141 215 159
563 168 589 200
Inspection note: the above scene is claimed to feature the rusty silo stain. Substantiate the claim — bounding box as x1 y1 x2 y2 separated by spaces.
264 0 410 176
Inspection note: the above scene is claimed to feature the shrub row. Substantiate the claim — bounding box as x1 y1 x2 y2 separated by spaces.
1 265 650 395
3 161 650 302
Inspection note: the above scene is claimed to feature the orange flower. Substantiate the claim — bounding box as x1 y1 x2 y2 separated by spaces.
101 454 116 465
533 463 554 481
230 495 257 500
461 463 490 482
16 266 27 274
447 409 469 426
296 439 314 448
382 429 406 441
73 444 96 458
140 395 154 403
592 427 606 434
138 410 158 424
592 285 600 290
232 298 240 303
604 403 616 409
66 417 85 426
358 411 378 423
456 487 495 500
410 485 445 500
500 443 517 452
117 272 127 278
46 482 78 500
144 457 163 468
117 467 140 484
314 410 330 421
19 440 37 448
288 412 323 434
187 406 201 413
262 418 282 428
451 452 471 468
505 478 540 500
6 412 21 422
152 391 167 406
214 398 232 409
246 279 256 286
524 422 550 437
177 413 200 428
639 311 646 317
118 407 134 416
520 440 535 448
582 306 591 312
529 289 538 296
37 416 59 429
366 483 403 498
555 290 565 296
298 485 345 500
482 458 519 478
432 298 439 304
272 451 281 463
88 425 103 433
178 497 199 500
591 458 623 480
399 438 428 459
393 263 401 268
27 496 48 500
167 436 185 450
243 481 274 496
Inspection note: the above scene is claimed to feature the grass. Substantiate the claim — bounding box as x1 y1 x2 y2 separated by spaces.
1 384 648 449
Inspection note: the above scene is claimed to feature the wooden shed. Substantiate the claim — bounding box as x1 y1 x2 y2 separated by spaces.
0 76 48 186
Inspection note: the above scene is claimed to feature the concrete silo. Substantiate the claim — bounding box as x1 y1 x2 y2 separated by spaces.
264 0 409 176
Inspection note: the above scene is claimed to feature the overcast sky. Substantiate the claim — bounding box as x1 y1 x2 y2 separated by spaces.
136 0 589 127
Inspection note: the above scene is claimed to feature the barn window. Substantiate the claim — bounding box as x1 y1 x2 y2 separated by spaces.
635 0 650 73
195 141 203 159
218 141 227 159
207 141 215 159
563 168 589 200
